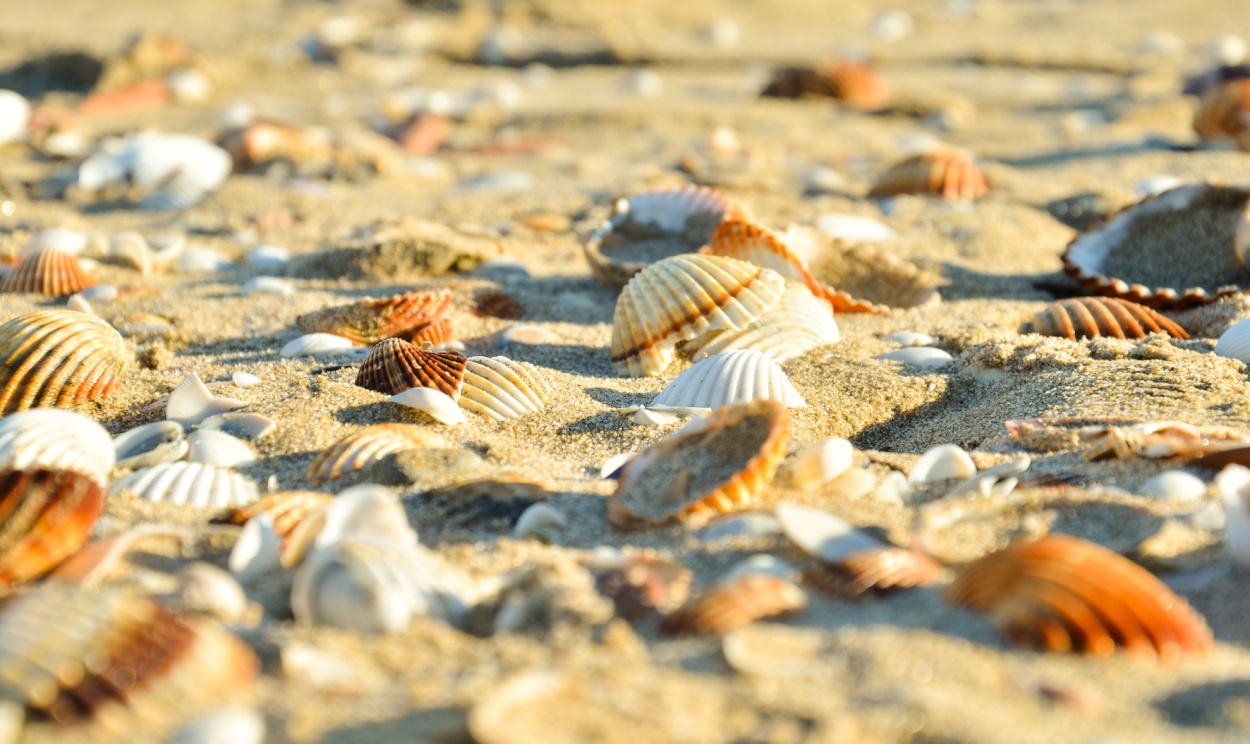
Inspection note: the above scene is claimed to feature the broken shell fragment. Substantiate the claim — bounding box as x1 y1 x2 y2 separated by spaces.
868 145 988 201
113 420 188 470
77 132 232 211
109 461 260 509
198 412 276 441
909 444 976 484
512 503 568 542
355 338 467 397
387 387 466 426
306 423 446 486
779 437 854 490
0 469 105 587
295 288 453 345
647 349 806 412
166 372 246 428
0 248 96 297
1026 297 1188 340
186 429 256 468
0 409 115 485
0 310 130 415
459 356 553 421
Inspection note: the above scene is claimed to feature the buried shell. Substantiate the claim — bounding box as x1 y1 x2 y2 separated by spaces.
295 288 453 345
0 248 96 297
867 145 989 201
944 534 1213 661
109 461 260 509
0 409 115 485
1025 297 1189 341
684 285 840 364
610 254 786 377
1193 78 1250 151
647 349 806 411
761 60 889 111
459 356 553 420
0 469 105 587
306 424 446 486
354 338 467 397
661 572 807 635
0 310 130 415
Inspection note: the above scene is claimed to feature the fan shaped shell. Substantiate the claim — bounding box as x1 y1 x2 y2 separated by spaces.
213 491 333 565
1026 297 1188 340
459 356 553 420
354 338 467 397
868 146 988 201
649 349 806 411
0 469 105 587
296 288 453 345
0 409 115 485
685 286 840 363
1193 79 1250 151
109 461 260 509
0 310 130 415
662 573 807 635
306 423 446 485
0 248 96 296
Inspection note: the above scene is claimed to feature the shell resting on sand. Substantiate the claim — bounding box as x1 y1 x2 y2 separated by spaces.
0 468 105 587
0 310 130 415
1024 297 1188 340
867 146 988 201
295 288 453 346
0 248 96 296
354 338 467 397
306 423 445 485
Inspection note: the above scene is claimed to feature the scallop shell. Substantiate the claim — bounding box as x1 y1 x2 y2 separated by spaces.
1061 183 1250 309
611 254 786 377
459 356 553 420
683 285 840 363
868 145 989 201
787 225 943 311
306 423 446 486
0 310 130 415
583 548 693 620
354 338 467 397
109 461 260 509
1193 78 1250 151
646 349 806 412
610 399 790 527
1025 297 1188 340
0 248 97 296
761 60 888 111
661 573 807 635
944 534 1213 661
0 469 105 587
295 288 453 346
0 409 115 485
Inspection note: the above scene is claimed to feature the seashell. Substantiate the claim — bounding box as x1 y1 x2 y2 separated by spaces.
1135 175 1184 198
186 429 255 468
780 437 854 490
178 247 229 273
228 513 281 584
459 356 553 420
721 554 803 585
0 586 257 726
245 245 290 273
1214 316 1250 363
646 349 806 412
816 213 897 243
610 399 790 527
909 444 976 484
944 534 1213 660
1 248 96 297
0 409 114 485
280 333 358 358
472 290 524 320
213 490 333 562
512 503 567 542
1025 297 1188 341
722 624 832 679
175 563 251 624
114 420 187 470
422 478 549 532
1140 470 1207 502
306 423 445 486
700 511 783 540
662 572 806 635
683 285 840 364
786 225 942 311
387 387 465 426
946 456 1030 498
0 90 29 146
109 461 260 509
1192 78 1250 151
232 372 260 388
109 232 153 275
166 372 246 428
0 469 105 587
241 276 293 296
583 547 693 620
610 254 786 377
77 133 232 211
18 229 98 259
483 324 563 347
867 145 988 201
354 338 467 397
199 412 275 441
295 288 453 346
0 310 130 415
760 60 888 111
1061 183 1250 309
600 452 635 479
1216 464 1250 568
885 331 934 346
876 346 952 368
170 708 265 744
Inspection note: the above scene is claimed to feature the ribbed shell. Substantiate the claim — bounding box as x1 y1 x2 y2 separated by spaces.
354 338 467 397
945 534 1213 661
685 286 840 363
1027 297 1188 340
295 288 453 345
760 61 888 111
214 491 331 537
0 310 130 415
1193 79 1250 151
0 409 115 485
815 547 945 595
868 146 989 201
610 254 786 377
610 399 790 527
306 423 446 485
0 249 96 296
0 469 105 587
661 573 807 635
459 356 553 421
650 350 806 410
109 461 260 509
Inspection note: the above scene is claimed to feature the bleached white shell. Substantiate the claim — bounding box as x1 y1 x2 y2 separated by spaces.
187 429 256 468
631 408 685 426
176 562 250 623
65 294 93 315
1215 318 1250 364
78 133 232 211
281 333 357 358
909 444 976 484
782 437 854 490
167 372 247 427
388 387 466 426
815 214 897 243
700 512 782 540
178 247 229 273
314 484 418 550
0 409 115 486
775 502 879 564
877 347 952 368
242 277 294 296
1141 470 1207 502
109 461 260 508
512 503 567 541
229 513 282 584
685 286 839 364
170 708 265 744
0 90 30 146
199 412 276 441
885 331 934 347
232 372 261 388
20 228 92 258
611 184 734 233
109 232 153 274
459 356 552 421
245 245 290 273
113 420 188 470
1216 464 1250 569
649 349 806 411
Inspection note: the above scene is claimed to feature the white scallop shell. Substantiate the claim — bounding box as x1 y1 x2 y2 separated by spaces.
0 409 115 485
647 349 806 412
1216 464 1250 568
684 286 839 364
775 502 880 564
781 437 854 490
187 429 256 468
876 346 952 368
114 420 188 470
0 90 29 146
280 333 358 358
78 133 232 211
459 356 553 421
167 372 247 427
1215 318 1250 364
611 184 736 233
388 387 466 426
109 461 260 508
909 444 976 484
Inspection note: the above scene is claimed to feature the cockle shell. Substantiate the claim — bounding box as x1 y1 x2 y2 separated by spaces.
306 423 446 485
868 145 988 201
661 572 807 635
354 338 467 397
0 310 130 415
0 248 96 296
1193 78 1250 151
684 285 840 363
0 469 105 587
213 491 333 566
0 409 115 485
77 132 232 211
109 461 260 508
1214 316 1250 364
459 356 553 420
646 349 806 412
944 534 1213 661
114 421 187 470
295 288 453 345
610 254 786 377
610 399 790 527
1025 297 1188 340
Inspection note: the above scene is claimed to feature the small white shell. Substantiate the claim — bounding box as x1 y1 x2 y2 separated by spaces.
280 333 357 358
781 437 854 490
113 420 188 470
877 347 952 368
946 456 1030 498
1217 464 1250 568
313 484 418 550
176 562 251 623
167 372 247 427
187 429 256 468
700 512 782 540
242 277 294 296
459 356 552 421
245 245 290 273
884 331 935 347
0 90 30 146
388 387 466 426
649 349 806 411
631 407 685 426
109 461 260 508
65 294 93 315
199 412 276 441
685 287 839 364
775 502 879 564
0 409 115 485
1141 470 1207 502
229 513 282 584
815 213 897 243
512 503 567 542
178 247 230 273
110 232 153 275
78 133 232 211
232 372 261 388
1214 318 1250 364
169 708 265 744
909 444 976 484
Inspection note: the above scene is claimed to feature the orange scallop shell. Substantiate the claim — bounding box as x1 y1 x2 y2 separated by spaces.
661 573 807 635
354 338 467 397
1026 297 1188 340
1 248 97 297
805 546 945 596
0 469 105 587
761 61 888 111
212 490 333 544
1193 79 1250 151
0 310 130 415
944 534 1213 661
868 146 988 201
306 423 446 486
296 288 453 346
610 399 790 527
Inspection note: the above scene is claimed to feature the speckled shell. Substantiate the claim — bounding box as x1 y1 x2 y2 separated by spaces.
1193 79 1250 151
868 146 988 201
0 586 258 725
0 248 96 296
213 490 333 555
0 409 115 485
610 399 790 527
649 349 807 410
684 286 840 364
306 424 446 485
0 469 105 587
661 573 807 635
295 288 453 345
944 534 1213 661
109 461 260 509
1026 297 1188 340
0 310 130 415
761 61 888 111
354 338 467 397
611 254 786 377
459 356 553 420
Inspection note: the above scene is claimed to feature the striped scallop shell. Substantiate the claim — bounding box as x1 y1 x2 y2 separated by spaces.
354 338 467 397
295 288 453 345
684 285 839 363
306 423 446 486
649 349 806 411
1025 297 1188 340
109 461 260 509
0 469 105 587
0 409 115 485
459 356 553 421
661 573 807 635
610 399 790 527
1193 79 1250 151
868 145 989 201
944 534 1213 661
1 248 96 296
611 254 786 377
0 586 258 726
0 310 130 415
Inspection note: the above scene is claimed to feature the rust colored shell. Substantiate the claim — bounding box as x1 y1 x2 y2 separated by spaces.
0 310 130 415
610 399 790 527
1193 79 1250 152
0 248 97 297
868 146 989 201
944 534 1213 661
1026 297 1188 340
584 549 693 621
220 120 333 169
805 546 945 596
0 469 105 587
761 61 888 111
472 290 524 320
212 490 332 544
661 573 807 635
296 288 453 345
354 338 467 397
306 423 446 486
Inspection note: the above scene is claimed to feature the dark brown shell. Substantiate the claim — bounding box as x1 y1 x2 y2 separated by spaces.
1 249 97 297
354 338 467 397
761 61 888 111
1193 79 1250 151
944 534 1213 661
0 469 105 587
295 288 453 345
662 573 807 635
1026 297 1189 340
472 290 524 320
868 146 989 201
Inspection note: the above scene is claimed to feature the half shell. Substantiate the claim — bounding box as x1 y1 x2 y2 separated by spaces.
684 285 840 364
1193 78 1250 151
295 288 453 345
0 409 115 485
0 469 105 587
306 424 446 486
109 461 260 509
0 248 96 296
647 349 806 411
1024 297 1188 340
661 573 807 635
868 145 989 201
459 356 553 420
354 338 467 397
0 310 130 415
784 225 943 311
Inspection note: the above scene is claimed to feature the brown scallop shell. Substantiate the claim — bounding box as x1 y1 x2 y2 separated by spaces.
1025 297 1188 340
0 310 131 415
805 546 945 596
295 288 453 345
212 490 332 547
944 534 1213 661
661 573 807 635
0 248 97 297
583 549 693 621
472 290 524 320
354 338 467 397
868 146 989 201
610 399 790 527
1193 79 1250 152
306 423 446 486
761 61 888 111
0 469 105 587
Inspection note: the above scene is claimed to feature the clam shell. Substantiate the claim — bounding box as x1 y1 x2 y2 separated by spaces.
459 356 553 420
944 534 1213 660
684 285 840 363
760 60 888 111
109 461 260 508
647 349 806 411
1193 78 1250 151
610 254 786 377
868 145 989 201
0 469 105 587
1216 317 1250 364
583 548 693 620
295 288 453 346
0 409 115 485
354 338 467 397
1025 297 1189 340
661 573 807 635
610 399 790 527
306 423 446 486
0 249 96 297
0 310 130 415
78 133 232 211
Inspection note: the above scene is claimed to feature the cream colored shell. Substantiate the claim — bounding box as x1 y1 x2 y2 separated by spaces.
0 408 115 486
306 423 446 485
459 356 553 420
648 350 806 412
109 461 260 508
685 286 839 363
